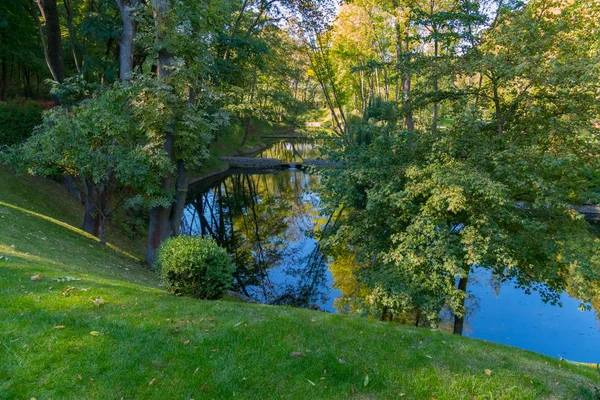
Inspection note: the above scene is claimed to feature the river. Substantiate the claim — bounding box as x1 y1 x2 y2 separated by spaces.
182 140 600 363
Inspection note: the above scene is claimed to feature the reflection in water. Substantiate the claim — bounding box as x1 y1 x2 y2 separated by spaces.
182 141 600 362
182 169 341 310
464 268 600 362
256 139 322 162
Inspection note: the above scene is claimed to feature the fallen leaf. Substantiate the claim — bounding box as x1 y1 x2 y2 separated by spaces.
307 379 316 386
290 351 305 357
425 355 433 359
77 375 82 380
148 378 156 386
364 375 370 387
485 369 492 376
194 367 199 374
54 325 65 329
183 340 190 346
90 331 101 336
30 275 42 281
89 378 94 382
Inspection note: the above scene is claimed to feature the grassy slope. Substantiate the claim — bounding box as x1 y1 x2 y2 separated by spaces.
1 169 599 400
192 119 288 177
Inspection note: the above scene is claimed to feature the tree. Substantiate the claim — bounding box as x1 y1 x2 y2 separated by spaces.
29 0 65 83
15 82 170 243
321 0 600 334
115 0 139 81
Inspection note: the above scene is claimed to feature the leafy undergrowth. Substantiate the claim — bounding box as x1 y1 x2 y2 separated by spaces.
1 169 599 399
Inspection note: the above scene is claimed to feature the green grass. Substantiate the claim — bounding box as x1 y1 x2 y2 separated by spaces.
1 168 599 399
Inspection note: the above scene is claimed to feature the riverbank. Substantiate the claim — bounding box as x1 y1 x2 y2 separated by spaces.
189 119 293 184
1 168 599 399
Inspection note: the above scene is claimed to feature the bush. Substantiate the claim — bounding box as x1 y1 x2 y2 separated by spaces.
156 236 235 299
0 101 43 146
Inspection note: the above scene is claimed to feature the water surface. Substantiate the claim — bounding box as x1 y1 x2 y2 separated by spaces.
183 141 600 363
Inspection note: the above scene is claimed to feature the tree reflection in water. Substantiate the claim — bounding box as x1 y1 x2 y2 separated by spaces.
255 139 322 163
181 169 339 310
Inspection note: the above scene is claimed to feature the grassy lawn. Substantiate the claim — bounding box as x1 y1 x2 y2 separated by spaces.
1 168 599 399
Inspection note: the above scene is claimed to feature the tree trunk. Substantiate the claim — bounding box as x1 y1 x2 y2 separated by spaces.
241 117 251 146
82 179 100 237
453 267 470 335
146 0 176 266
39 0 64 82
23 66 31 98
115 0 138 81
392 0 401 105
380 305 388 321
474 73 483 106
169 159 188 236
432 34 439 136
146 114 174 264
392 1 414 132
63 0 81 73
1 56 7 101
98 215 107 245
359 68 366 113
492 77 503 136
314 34 347 134
383 67 389 102
375 67 381 98
402 25 414 132
29 0 59 82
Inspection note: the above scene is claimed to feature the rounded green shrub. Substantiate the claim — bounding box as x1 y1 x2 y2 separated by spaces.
155 236 235 299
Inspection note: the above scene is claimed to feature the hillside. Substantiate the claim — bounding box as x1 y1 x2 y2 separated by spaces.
0 168 598 399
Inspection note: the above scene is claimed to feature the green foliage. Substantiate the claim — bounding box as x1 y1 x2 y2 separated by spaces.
363 97 397 124
155 235 235 299
0 101 43 146
16 80 172 200
320 0 600 329
49 75 99 106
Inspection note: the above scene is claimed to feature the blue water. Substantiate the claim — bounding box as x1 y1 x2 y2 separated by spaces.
184 141 600 363
465 268 600 363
